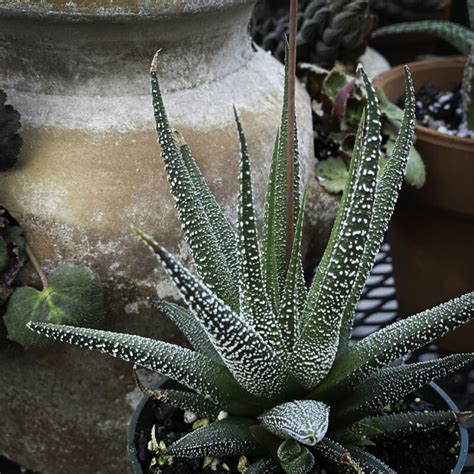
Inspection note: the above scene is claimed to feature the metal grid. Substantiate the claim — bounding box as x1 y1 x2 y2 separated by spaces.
353 243 474 473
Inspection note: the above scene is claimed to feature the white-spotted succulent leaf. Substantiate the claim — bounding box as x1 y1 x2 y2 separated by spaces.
337 67 416 353
234 109 283 353
332 354 474 425
289 67 381 389
333 410 473 446
348 447 396 474
133 368 222 418
150 55 238 310
314 438 363 473
133 228 293 399
176 133 239 284
314 292 474 401
167 418 261 458
149 299 220 362
244 457 280 473
28 322 264 415
259 400 329 446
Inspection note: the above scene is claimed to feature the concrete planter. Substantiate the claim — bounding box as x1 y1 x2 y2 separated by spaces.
0 1 328 472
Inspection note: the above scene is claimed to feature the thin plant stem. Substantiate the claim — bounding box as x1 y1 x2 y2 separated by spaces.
286 0 298 269
25 242 48 290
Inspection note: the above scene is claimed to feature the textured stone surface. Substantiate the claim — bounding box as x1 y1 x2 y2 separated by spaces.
0 2 335 472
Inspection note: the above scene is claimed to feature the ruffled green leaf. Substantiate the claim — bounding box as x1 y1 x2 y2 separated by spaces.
314 292 474 401
134 228 291 399
167 417 261 458
332 354 474 426
277 439 315 474
150 55 238 310
315 156 349 194
374 21 474 55
5 263 104 347
150 299 220 362
234 110 283 352
259 400 329 446
28 322 264 415
290 67 381 389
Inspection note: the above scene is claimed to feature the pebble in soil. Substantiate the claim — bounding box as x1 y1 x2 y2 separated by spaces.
136 403 251 474
398 81 474 139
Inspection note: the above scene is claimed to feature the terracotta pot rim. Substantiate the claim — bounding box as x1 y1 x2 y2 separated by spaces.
0 0 255 21
374 56 474 150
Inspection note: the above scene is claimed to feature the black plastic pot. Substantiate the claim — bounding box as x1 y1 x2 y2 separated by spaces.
127 378 469 473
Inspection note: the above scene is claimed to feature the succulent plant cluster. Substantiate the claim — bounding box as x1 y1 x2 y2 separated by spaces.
253 0 376 69
300 62 425 193
374 0 474 130
28 53 474 474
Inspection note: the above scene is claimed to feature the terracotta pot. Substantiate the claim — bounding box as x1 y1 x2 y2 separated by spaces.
0 2 333 472
127 379 470 473
374 57 474 352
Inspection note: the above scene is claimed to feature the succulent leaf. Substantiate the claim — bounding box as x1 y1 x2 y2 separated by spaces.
244 457 280 473
177 135 239 284
334 410 469 446
234 110 283 353
134 228 291 399
150 57 238 310
314 438 363 473
150 299 220 362
133 368 222 418
167 418 261 458
277 439 315 474
374 21 474 55
290 67 381 389
279 192 308 350
28 322 263 415
336 67 416 354
332 354 474 425
315 292 474 400
259 400 329 446
348 447 396 474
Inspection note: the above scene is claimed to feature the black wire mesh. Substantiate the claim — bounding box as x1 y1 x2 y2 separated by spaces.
354 243 474 473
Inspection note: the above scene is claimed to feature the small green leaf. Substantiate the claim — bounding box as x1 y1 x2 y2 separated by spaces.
277 439 315 474
323 70 351 102
4 263 104 347
315 157 348 194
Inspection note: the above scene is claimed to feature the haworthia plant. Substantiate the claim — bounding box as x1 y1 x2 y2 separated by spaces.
374 0 474 130
28 52 474 473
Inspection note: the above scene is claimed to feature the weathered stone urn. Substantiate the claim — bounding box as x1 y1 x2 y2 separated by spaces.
0 1 335 472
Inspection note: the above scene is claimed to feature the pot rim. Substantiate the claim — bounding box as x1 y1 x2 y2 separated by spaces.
0 0 256 21
127 378 469 473
374 56 474 151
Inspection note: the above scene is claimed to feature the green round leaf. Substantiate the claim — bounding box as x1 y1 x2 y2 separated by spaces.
315 157 349 194
3 263 104 347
